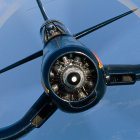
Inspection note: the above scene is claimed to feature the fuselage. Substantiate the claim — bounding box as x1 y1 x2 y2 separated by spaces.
40 19 106 112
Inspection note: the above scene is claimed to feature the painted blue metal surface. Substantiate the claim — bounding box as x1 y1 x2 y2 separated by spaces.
0 0 140 139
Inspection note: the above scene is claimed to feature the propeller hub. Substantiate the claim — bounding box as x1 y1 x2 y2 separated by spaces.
62 66 84 89
68 73 80 85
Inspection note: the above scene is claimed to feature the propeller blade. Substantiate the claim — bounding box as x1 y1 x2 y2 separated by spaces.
118 0 140 18
0 9 137 75
36 0 49 20
0 50 43 74
0 92 57 139
74 8 138 39
104 64 140 86
0 0 48 75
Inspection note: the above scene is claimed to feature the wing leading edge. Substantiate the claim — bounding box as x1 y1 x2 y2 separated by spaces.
104 65 140 86
0 93 57 139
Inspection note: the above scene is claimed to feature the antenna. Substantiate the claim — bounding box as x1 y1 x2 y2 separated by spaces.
36 0 49 20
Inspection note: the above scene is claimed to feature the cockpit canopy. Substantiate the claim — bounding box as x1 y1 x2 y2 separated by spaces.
40 20 71 44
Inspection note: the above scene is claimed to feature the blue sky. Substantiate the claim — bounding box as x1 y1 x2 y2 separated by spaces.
0 0 140 139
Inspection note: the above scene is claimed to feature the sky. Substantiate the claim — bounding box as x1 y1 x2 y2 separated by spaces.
0 0 140 139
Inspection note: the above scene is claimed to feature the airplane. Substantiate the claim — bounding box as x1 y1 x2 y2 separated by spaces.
0 0 139 139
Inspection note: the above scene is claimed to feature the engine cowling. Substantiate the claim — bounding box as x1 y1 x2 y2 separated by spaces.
41 46 106 113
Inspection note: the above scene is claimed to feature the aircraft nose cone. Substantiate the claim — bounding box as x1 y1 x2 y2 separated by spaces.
67 72 81 85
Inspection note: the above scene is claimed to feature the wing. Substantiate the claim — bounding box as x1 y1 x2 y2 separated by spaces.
0 92 57 139
104 65 140 86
